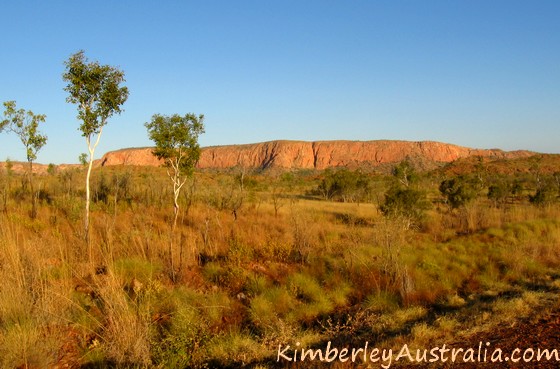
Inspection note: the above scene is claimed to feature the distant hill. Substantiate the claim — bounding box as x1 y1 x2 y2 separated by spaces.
0 161 79 175
1 140 549 174
97 140 534 171
438 153 560 176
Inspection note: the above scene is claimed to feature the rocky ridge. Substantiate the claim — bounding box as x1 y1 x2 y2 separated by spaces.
98 140 534 170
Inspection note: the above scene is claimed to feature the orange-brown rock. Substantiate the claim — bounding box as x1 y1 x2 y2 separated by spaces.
97 140 534 170
0 161 79 175
98 147 163 167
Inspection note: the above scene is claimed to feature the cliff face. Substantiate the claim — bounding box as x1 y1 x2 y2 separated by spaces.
99 147 162 167
98 140 534 170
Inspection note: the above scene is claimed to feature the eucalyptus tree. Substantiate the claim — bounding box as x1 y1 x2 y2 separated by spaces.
1 101 47 218
381 160 429 229
62 50 129 244
392 159 417 188
145 113 205 229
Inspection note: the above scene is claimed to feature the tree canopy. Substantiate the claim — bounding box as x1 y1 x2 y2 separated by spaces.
380 160 429 228
145 113 205 230
392 159 417 188
1 100 48 219
145 113 205 175
145 113 205 280
1 101 47 163
62 50 129 247
439 176 478 209
316 169 372 203
63 50 129 138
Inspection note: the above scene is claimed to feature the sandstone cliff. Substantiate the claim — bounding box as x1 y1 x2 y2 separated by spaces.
97 140 534 171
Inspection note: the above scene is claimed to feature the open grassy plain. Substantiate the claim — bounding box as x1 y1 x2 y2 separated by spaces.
0 157 559 368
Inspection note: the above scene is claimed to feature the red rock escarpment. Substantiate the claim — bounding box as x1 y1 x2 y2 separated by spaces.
98 140 534 170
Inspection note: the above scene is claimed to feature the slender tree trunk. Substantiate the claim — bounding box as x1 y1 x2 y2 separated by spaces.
168 161 188 282
173 189 179 231
169 174 181 282
29 160 37 219
85 129 103 260
85 154 93 246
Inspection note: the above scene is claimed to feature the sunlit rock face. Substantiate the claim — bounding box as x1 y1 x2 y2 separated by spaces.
98 140 533 170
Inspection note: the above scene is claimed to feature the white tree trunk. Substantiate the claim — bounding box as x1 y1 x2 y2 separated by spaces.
85 128 103 259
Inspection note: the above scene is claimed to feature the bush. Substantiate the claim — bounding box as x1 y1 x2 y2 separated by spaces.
439 176 478 209
529 179 558 206
151 302 208 368
93 174 111 204
380 186 430 227
315 169 372 202
487 181 509 207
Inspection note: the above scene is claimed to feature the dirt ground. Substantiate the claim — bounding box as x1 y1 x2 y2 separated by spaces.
398 310 560 368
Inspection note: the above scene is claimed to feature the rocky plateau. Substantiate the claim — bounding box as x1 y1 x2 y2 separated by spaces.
97 140 534 171
0 140 537 174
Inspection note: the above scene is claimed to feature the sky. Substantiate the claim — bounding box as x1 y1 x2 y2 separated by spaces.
1 0 559 164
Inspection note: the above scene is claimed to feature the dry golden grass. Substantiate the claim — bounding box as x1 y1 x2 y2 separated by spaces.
0 166 558 368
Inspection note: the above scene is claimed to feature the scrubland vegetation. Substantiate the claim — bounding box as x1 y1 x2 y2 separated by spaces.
1 156 560 368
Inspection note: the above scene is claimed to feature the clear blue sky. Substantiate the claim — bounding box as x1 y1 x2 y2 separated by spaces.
1 1 559 164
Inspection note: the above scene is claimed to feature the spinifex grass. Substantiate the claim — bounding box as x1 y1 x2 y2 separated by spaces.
0 164 559 367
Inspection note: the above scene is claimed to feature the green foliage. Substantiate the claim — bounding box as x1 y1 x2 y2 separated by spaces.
245 275 271 296
47 163 57 176
151 303 207 368
392 159 417 187
1 101 47 163
3 155 560 367
364 291 400 313
439 176 478 208
78 153 88 166
63 50 129 240
4 158 13 175
381 161 429 227
2 101 48 218
145 113 205 175
530 175 559 206
113 257 162 284
487 180 510 206
288 273 325 303
316 169 372 202
249 294 280 329
287 273 335 322
529 179 558 206
380 186 430 225
93 174 111 204
258 287 297 318
145 113 205 229
63 50 129 138
111 171 133 203
204 331 266 367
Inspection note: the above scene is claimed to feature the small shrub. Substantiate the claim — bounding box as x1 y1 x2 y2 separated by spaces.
152 303 208 368
314 169 373 203
93 174 111 204
529 180 558 206
380 186 430 228
439 176 478 209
